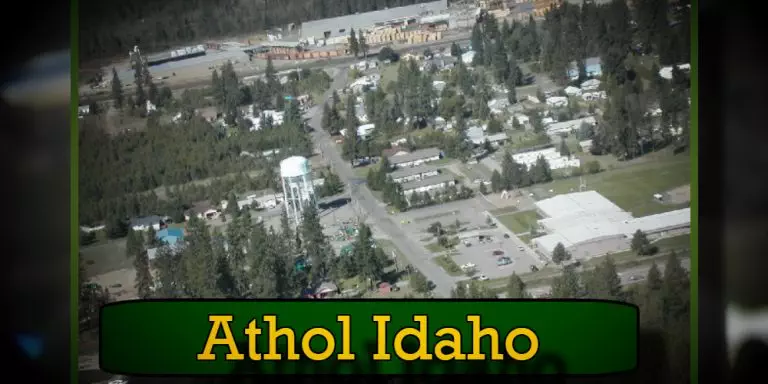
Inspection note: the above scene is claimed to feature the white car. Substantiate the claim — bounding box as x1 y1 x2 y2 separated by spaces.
478 274 489 281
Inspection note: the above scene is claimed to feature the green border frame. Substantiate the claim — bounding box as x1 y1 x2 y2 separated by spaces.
690 1 699 383
71 0 80 382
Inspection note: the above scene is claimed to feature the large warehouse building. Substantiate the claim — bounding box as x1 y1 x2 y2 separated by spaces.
300 0 450 43
531 191 691 260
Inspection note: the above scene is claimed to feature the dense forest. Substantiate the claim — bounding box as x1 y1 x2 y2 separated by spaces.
80 0 441 62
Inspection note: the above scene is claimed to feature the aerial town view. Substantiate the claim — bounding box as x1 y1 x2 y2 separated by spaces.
78 0 692 382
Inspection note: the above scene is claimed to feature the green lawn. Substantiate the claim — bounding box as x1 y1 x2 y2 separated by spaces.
589 233 692 267
379 62 401 89
517 233 532 244
533 153 691 216
497 210 541 234
507 131 552 151
81 239 131 278
433 254 463 276
490 206 519 216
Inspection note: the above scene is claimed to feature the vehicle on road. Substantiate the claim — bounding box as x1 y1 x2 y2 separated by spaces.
460 263 476 271
478 274 489 281
492 250 504 256
497 257 512 266
517 245 525 251
629 275 641 281
503 233 510 239
530 265 539 272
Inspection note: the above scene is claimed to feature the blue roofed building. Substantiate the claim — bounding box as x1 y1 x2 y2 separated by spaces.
567 57 602 81
156 228 184 246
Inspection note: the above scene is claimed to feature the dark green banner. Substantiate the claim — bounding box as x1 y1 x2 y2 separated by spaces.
100 299 637 375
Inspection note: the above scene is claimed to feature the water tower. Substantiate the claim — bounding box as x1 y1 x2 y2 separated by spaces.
280 156 317 226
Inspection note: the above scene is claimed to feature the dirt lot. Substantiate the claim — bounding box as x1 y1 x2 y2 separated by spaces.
664 184 691 205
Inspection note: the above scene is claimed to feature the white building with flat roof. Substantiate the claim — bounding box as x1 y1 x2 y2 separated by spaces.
531 191 691 259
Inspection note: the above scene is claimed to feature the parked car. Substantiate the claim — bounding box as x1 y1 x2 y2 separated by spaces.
492 250 504 256
478 274 489 281
503 233 510 239
497 257 512 266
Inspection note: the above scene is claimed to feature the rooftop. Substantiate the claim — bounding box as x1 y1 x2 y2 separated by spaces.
401 173 455 191
300 0 449 40
187 201 216 214
388 164 440 180
388 147 441 165
535 191 625 219
129 215 163 227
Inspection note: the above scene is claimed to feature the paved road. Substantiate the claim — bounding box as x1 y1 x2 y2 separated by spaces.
306 68 462 298
520 257 692 298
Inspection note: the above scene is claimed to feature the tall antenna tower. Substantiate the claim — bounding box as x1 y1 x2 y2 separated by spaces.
579 176 587 192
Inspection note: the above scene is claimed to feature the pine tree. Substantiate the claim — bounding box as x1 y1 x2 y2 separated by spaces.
631 229 652 255
410 271 430 295
354 224 384 290
551 242 571 264
661 251 690 325
451 281 468 298
135 83 147 108
506 273 529 298
300 204 333 284
358 33 368 58
111 68 124 108
550 266 583 298
125 228 144 258
487 116 503 134
450 42 461 57
342 94 360 164
559 138 571 158
133 250 154 299
584 256 623 300
348 28 360 57
181 216 220 297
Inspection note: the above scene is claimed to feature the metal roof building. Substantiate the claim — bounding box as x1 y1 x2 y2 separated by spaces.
400 173 455 193
300 0 449 41
388 147 442 167
532 191 691 257
388 164 440 181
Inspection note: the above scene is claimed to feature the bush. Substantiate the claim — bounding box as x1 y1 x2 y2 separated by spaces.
586 160 601 174
378 47 398 62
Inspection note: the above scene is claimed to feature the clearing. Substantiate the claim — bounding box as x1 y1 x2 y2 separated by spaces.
530 152 691 216
496 210 541 234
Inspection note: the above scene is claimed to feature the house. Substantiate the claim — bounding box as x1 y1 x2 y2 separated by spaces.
466 126 508 146
401 173 456 196
580 139 594 152
546 116 597 136
340 123 376 140
388 147 442 169
461 51 476 65
195 106 220 122
388 165 441 184
546 96 569 108
156 228 184 246
658 63 690 80
567 57 602 81
582 91 607 101
514 114 530 125
432 80 447 93
249 110 285 131
311 282 339 299
382 146 409 158
184 201 219 221
526 95 541 104
129 215 164 231
580 79 601 91
564 86 582 96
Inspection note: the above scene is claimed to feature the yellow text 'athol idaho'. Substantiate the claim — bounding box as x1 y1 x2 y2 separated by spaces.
196 314 539 362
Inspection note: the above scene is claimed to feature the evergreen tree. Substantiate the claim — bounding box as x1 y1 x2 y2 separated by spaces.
342 94 360 164
450 42 461 57
353 224 384 290
486 116 503 134
133 250 154 299
251 227 293 298
550 266 583 298
348 28 360 57
153 246 185 298
300 203 333 284
135 83 147 109
661 251 690 325
551 242 571 264
490 169 502 192
226 193 240 218
125 228 144 258
506 70 517 105
410 270 430 295
506 273 529 298
631 229 653 255
559 138 571 157
111 68 124 108
584 256 623 300
451 281 468 298
181 216 220 297
358 33 369 58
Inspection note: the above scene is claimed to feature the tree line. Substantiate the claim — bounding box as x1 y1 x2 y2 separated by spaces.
80 0 438 62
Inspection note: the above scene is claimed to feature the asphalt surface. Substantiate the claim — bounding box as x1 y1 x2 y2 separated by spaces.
519 257 692 298
306 67 464 298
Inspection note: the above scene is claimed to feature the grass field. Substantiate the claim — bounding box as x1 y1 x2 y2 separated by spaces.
497 210 541 234
433 254 463 276
532 152 691 216
379 62 401 89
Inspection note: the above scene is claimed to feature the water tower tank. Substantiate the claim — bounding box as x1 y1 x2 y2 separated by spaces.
280 156 316 226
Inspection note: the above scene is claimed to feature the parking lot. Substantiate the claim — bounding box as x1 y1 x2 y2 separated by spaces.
453 229 539 279
396 197 543 280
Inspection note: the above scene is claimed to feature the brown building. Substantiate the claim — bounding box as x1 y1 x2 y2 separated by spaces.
532 0 562 17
